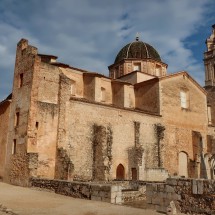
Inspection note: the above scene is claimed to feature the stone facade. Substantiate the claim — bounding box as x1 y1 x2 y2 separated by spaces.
0 25 215 186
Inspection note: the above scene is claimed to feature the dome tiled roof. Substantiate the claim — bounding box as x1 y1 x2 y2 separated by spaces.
114 40 161 64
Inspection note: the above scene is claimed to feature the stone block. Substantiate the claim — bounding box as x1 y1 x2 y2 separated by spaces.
192 183 197 194
166 185 175 193
167 178 177 186
115 196 122 204
111 186 119 192
197 180 203 194
111 191 117 199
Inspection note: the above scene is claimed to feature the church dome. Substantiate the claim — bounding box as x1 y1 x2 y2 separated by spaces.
114 38 161 64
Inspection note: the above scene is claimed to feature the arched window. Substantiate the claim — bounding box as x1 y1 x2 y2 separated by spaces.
178 151 188 177
116 164 125 180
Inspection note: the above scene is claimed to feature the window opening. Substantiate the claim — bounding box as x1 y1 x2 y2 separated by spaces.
19 73 23 88
15 112 20 126
12 139 16 154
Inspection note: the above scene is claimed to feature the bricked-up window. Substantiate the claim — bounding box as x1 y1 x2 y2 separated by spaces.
19 73 23 88
101 87 106 102
180 91 189 109
15 112 20 126
12 139 16 154
207 106 212 125
71 80 76 96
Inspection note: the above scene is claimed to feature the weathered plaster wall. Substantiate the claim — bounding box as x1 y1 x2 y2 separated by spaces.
35 102 58 179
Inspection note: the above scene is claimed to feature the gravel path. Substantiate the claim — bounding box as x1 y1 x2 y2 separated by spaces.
0 182 162 215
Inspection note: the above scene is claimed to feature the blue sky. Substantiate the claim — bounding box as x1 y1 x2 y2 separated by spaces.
0 0 214 100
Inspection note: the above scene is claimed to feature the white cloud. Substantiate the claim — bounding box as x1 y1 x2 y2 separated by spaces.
0 0 214 100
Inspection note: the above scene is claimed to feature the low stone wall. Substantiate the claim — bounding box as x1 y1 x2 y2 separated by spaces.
145 168 169 181
30 178 122 204
146 178 215 214
122 189 145 202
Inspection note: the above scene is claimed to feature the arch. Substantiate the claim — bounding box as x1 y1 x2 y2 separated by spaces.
116 164 125 180
178 151 188 177
210 155 215 179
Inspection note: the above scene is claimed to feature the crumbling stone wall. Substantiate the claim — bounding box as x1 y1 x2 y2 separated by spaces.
9 152 38 186
30 178 123 204
146 178 215 214
55 147 73 180
92 124 113 181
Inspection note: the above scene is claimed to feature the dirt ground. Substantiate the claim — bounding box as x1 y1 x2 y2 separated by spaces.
0 182 163 215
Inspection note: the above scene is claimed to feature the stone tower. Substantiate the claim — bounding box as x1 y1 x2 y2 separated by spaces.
204 24 215 87
205 25 215 125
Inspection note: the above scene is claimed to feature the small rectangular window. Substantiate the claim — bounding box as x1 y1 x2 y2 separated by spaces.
36 121 39 129
19 73 23 88
12 139 16 154
15 112 20 126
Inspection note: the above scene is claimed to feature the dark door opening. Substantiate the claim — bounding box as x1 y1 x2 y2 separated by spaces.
132 168 137 180
116 164 125 180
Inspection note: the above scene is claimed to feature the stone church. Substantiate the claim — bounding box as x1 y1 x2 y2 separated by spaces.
0 25 215 187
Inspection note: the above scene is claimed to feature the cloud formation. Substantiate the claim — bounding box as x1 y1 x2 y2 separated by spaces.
0 0 214 100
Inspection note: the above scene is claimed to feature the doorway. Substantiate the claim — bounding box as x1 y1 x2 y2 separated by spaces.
116 164 125 180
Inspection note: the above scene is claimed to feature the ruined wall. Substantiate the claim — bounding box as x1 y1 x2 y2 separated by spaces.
0 101 11 179
4 39 38 185
30 178 123 204
146 178 215 214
